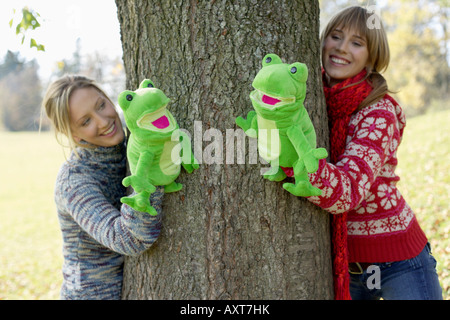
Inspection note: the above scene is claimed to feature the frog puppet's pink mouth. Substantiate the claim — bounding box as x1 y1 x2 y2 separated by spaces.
151 115 170 129
253 90 295 109
262 94 281 106
137 107 175 131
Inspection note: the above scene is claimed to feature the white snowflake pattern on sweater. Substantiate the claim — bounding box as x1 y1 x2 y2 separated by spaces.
308 98 427 262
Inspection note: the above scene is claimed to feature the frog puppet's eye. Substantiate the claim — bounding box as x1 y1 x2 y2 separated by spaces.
288 62 308 83
262 54 282 67
126 94 133 101
138 79 156 90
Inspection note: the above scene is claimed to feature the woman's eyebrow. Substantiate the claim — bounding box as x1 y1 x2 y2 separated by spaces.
353 34 365 40
94 96 104 107
334 28 366 42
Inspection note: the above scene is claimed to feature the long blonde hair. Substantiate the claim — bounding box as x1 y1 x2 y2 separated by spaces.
41 75 114 154
320 6 391 110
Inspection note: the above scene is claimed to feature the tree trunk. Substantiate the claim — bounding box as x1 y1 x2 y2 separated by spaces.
116 0 333 300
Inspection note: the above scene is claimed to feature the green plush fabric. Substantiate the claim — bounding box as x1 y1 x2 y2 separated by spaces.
236 54 327 196
118 79 198 215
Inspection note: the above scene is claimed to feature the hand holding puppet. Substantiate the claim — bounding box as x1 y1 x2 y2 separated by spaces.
236 54 328 197
118 79 198 215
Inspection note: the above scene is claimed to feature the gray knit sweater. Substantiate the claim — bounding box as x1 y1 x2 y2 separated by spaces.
54 140 163 300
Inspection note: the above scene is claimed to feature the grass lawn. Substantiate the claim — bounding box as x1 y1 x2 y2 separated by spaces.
0 131 65 300
396 109 450 299
0 109 448 300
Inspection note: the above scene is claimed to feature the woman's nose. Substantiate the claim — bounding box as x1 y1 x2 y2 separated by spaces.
96 114 110 129
336 40 348 53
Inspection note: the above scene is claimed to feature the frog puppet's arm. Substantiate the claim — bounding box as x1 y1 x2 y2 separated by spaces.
175 129 199 175
235 111 258 138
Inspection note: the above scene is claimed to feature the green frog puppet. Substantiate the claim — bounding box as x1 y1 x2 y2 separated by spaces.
236 54 328 197
118 79 198 215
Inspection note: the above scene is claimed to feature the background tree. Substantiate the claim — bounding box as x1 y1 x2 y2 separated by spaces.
52 40 126 106
383 0 450 115
0 51 43 131
116 0 333 299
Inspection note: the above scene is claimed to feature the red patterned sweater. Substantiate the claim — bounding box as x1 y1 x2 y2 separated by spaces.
308 97 427 263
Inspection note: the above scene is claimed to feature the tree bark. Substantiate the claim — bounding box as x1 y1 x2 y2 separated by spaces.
116 0 333 299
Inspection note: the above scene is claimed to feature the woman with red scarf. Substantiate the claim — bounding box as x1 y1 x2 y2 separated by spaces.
307 6 442 300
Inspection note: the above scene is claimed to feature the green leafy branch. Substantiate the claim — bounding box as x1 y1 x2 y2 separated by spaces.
9 7 45 52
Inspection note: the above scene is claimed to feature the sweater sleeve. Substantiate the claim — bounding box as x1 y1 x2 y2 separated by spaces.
60 171 162 256
307 100 402 214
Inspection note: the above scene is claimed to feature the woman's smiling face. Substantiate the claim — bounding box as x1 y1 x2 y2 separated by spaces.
322 27 370 87
69 87 124 147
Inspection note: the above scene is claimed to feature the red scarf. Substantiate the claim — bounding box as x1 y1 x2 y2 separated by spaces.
323 69 372 300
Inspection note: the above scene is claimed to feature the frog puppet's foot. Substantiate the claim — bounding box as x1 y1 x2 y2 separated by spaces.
122 174 156 194
121 191 157 216
121 174 158 215
164 181 183 193
282 180 322 197
263 166 287 182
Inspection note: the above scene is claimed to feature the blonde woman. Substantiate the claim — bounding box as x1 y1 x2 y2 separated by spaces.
303 6 442 299
42 75 163 300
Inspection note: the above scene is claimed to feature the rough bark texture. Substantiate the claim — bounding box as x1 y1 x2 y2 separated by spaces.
116 0 333 299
